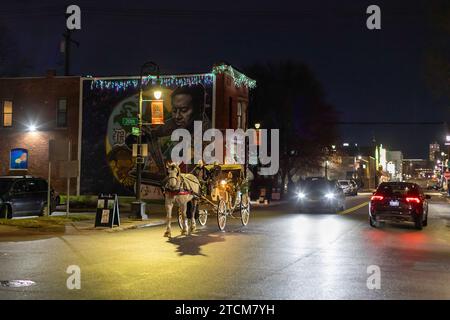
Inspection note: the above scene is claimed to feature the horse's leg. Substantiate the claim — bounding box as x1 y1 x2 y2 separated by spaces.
180 200 188 235
164 198 173 237
190 198 197 233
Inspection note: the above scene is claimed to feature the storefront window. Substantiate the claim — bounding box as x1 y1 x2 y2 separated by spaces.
237 102 242 129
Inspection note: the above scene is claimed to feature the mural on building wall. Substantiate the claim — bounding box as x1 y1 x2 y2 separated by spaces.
80 75 213 196
10 148 28 170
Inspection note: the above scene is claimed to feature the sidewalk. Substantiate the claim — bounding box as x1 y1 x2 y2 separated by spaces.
60 202 168 234
0 202 169 238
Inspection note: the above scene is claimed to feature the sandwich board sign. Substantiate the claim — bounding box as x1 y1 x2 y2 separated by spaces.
95 194 120 228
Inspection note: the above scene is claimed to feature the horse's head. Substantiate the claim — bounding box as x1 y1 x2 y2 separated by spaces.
166 162 180 190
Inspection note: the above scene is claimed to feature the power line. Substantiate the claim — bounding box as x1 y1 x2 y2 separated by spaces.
0 6 425 20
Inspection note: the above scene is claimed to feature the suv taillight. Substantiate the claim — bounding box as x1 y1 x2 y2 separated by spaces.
371 195 384 201
406 197 421 204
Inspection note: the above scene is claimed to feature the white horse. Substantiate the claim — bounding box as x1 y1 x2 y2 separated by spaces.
163 163 200 237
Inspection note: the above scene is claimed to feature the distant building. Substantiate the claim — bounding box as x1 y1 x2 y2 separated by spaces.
386 151 403 181
429 142 440 161
326 143 377 189
402 159 433 179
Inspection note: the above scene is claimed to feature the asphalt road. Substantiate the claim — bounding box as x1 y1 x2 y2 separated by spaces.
1 193 450 299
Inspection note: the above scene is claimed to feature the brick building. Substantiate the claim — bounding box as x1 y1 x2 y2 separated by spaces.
213 66 251 130
0 64 254 196
0 71 80 192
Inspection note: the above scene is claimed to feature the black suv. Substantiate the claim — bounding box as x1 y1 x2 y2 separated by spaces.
0 176 57 219
296 177 346 213
369 182 430 230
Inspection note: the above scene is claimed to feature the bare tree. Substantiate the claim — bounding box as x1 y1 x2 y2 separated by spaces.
245 61 339 197
425 0 450 99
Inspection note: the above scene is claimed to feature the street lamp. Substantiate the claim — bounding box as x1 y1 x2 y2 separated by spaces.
132 61 161 220
153 89 162 100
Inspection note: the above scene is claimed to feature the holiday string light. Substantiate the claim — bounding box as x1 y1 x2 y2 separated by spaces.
89 64 256 91
212 64 257 89
90 74 215 91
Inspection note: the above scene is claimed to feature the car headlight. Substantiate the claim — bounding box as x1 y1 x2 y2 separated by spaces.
325 192 335 199
297 192 306 199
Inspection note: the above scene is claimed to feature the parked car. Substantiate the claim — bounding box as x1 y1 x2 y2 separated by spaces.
296 177 346 213
369 182 430 230
338 180 358 196
0 176 57 219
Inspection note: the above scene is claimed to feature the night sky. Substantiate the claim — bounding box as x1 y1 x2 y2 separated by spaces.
1 0 449 158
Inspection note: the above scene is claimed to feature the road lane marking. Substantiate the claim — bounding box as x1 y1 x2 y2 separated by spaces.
339 201 369 215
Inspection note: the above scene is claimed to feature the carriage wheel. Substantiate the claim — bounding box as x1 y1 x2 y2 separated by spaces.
217 199 227 231
240 192 250 226
198 209 208 226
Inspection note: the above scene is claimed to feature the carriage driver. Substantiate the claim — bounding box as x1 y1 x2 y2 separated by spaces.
191 160 209 194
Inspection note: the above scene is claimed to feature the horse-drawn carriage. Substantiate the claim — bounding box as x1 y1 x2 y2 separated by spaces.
184 164 250 231
163 162 251 236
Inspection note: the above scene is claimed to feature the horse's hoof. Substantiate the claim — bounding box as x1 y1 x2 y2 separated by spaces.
164 231 171 238
181 229 188 236
191 226 197 233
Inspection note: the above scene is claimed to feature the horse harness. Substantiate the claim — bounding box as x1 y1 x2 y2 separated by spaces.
163 174 199 197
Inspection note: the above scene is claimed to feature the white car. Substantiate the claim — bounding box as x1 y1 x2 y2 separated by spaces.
338 180 357 196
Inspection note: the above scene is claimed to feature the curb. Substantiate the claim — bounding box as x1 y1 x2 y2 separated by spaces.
250 200 289 207
104 219 167 232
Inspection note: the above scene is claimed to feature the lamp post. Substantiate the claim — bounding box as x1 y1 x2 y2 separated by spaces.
444 135 450 194
356 155 370 187
132 61 161 220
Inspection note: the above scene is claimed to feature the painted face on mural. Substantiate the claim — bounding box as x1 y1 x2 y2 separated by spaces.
171 93 194 129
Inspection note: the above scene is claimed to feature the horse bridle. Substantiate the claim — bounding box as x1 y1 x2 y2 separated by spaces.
164 169 202 196
164 165 182 192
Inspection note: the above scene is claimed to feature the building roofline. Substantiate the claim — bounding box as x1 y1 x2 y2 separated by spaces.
81 72 213 81
0 76 80 80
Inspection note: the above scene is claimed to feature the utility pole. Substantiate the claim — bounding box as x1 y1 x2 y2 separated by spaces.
62 30 79 76
131 61 160 220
